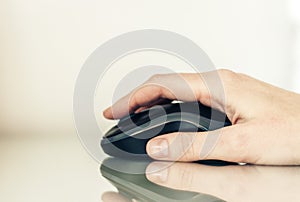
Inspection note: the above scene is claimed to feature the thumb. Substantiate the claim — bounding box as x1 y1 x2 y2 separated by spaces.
146 125 251 162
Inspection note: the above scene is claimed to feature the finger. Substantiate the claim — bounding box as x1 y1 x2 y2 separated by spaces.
101 191 132 202
146 162 300 202
145 162 256 201
103 82 174 119
146 124 253 163
134 98 172 113
103 73 211 119
103 69 237 119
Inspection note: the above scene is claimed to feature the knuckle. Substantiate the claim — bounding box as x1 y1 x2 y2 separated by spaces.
131 91 142 106
217 69 239 97
218 68 235 76
177 133 198 161
148 74 164 83
218 69 237 83
178 166 195 189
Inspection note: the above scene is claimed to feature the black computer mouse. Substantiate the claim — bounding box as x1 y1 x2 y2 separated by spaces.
101 102 231 158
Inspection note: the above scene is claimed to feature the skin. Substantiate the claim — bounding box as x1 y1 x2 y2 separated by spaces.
145 162 300 202
103 69 300 165
102 162 300 202
101 191 132 202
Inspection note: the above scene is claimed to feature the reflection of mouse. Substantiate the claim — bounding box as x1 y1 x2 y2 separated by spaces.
101 157 226 202
101 102 231 158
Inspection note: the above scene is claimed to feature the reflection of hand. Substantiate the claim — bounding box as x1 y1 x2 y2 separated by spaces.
104 70 300 165
146 162 300 202
102 191 132 202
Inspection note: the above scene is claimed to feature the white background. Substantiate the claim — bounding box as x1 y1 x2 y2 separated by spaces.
1 0 299 138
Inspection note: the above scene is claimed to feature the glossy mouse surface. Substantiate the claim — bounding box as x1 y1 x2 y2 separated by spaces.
101 102 231 158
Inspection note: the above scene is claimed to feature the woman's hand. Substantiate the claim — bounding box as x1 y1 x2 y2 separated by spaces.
103 69 300 165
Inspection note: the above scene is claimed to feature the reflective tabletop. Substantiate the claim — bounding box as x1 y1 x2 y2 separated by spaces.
1 135 300 202
101 158 300 202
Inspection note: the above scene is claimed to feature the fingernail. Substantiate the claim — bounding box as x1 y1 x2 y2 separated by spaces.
103 107 112 118
146 162 168 182
148 138 168 158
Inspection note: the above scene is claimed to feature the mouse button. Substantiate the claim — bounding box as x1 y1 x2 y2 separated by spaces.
176 102 211 117
117 111 150 130
142 104 174 118
118 106 169 130
118 110 148 124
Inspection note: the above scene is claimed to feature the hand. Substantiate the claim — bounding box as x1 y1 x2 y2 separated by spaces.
103 69 300 165
146 161 300 202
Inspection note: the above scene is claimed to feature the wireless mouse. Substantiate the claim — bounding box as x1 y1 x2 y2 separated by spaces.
101 102 231 158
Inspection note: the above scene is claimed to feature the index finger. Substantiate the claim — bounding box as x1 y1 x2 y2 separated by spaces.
103 71 224 119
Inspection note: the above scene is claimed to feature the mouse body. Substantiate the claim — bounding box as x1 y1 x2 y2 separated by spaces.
101 102 231 158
